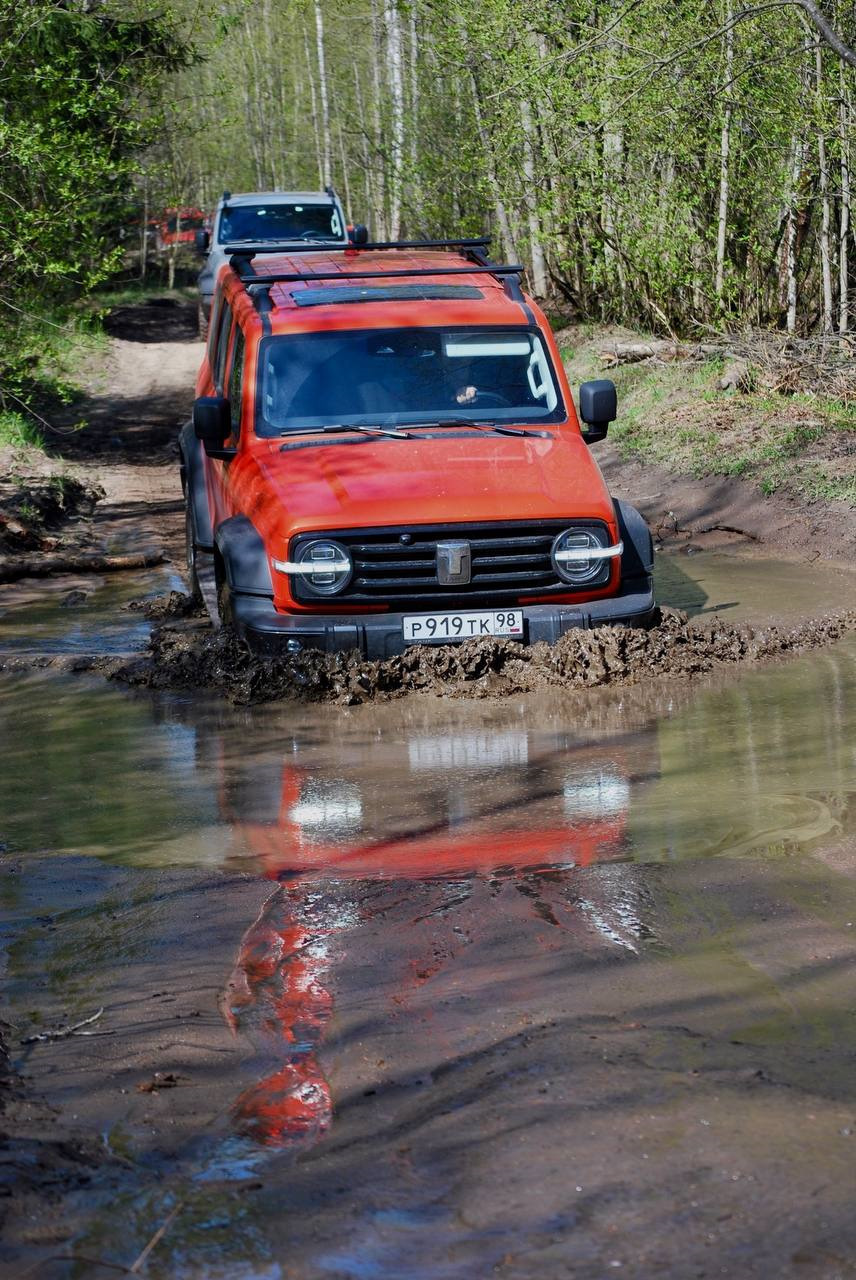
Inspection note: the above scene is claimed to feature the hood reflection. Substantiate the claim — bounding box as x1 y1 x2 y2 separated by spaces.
220 730 640 882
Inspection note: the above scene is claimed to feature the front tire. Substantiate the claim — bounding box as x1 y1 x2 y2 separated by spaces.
184 501 203 604
214 555 235 630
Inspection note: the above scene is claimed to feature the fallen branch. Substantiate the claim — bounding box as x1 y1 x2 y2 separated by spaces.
0 551 164 583
129 1202 183 1273
21 1007 104 1044
599 339 722 365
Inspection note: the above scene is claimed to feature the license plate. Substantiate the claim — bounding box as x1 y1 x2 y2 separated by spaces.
402 609 523 643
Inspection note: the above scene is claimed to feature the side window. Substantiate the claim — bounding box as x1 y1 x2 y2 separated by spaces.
228 329 245 439
206 295 220 361
214 302 232 393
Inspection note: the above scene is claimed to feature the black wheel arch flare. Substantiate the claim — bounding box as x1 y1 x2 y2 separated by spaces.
214 515 274 598
179 421 214 552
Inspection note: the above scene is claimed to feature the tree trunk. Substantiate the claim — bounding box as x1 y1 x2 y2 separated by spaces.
370 0 387 239
337 120 352 221
302 23 324 189
816 43 834 332
520 98 547 297
168 208 179 291
602 3 626 302
469 70 515 261
0 551 165 584
714 0 734 305
314 0 332 188
785 134 804 334
839 63 851 332
384 0 405 238
353 65 376 233
140 177 148 282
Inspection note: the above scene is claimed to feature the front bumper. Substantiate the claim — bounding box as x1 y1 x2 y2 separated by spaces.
231 577 656 658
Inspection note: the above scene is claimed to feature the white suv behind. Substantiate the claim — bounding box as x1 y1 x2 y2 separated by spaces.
196 187 349 336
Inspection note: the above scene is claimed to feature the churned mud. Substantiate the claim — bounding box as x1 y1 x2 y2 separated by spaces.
110 604 856 706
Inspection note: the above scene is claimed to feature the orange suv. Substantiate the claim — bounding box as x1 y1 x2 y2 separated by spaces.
180 237 654 656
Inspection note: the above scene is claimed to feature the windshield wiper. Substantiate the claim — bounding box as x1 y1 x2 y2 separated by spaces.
411 418 551 439
280 423 413 439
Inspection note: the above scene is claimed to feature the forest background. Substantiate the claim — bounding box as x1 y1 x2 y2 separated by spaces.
3 0 856 477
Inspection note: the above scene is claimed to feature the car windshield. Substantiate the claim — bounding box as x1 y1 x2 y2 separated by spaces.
258 327 565 435
218 202 343 243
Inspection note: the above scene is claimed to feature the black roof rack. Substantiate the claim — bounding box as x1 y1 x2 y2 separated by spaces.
226 237 526 304
224 237 492 260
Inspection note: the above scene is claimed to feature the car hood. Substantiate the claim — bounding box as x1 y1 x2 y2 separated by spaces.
253 429 617 537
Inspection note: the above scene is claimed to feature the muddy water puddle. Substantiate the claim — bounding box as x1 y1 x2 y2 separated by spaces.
655 547 856 625
0 562 182 657
2 626 856 1278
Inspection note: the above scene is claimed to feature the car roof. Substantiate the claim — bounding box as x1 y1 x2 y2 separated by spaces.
233 249 532 333
218 191 338 208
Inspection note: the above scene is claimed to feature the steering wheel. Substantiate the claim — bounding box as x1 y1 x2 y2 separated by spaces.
470 391 511 407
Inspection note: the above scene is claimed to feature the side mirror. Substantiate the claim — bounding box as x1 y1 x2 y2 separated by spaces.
578 379 617 444
194 396 233 457
195 228 210 254
349 223 369 246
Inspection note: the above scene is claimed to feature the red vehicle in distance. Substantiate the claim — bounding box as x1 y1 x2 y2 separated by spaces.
181 236 655 657
155 206 208 251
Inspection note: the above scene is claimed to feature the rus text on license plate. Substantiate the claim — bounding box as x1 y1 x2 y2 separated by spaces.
402 610 524 643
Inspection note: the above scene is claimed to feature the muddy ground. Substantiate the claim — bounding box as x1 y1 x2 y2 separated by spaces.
1 300 856 1279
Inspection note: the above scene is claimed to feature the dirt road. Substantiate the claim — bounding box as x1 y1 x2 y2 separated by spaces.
1 301 856 1280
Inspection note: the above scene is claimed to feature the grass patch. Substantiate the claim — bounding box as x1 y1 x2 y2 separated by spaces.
85 280 197 311
0 408 45 450
0 304 107 452
559 325 856 507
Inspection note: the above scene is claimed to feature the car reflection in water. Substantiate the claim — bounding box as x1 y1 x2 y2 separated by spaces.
217 727 641 1149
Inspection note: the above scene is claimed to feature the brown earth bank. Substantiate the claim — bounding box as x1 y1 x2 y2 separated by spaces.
597 440 856 564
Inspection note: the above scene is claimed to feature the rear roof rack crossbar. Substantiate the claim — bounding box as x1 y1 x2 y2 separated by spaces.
224 237 493 260
228 236 527 304
242 265 524 287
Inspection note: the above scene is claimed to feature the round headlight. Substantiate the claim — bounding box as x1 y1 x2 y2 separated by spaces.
294 539 352 595
551 527 609 585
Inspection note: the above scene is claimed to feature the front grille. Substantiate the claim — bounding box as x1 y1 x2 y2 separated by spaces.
290 520 611 608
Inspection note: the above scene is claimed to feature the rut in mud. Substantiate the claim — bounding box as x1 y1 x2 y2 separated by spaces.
112 602 856 704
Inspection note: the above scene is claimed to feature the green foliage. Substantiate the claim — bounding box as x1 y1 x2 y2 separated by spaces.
159 0 856 335
0 1 193 430
0 1 192 297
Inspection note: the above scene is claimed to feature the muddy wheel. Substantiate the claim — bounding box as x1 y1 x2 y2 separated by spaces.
197 301 209 342
184 502 203 604
215 557 235 630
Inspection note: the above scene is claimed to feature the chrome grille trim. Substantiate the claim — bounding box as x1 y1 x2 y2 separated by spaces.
290 520 614 607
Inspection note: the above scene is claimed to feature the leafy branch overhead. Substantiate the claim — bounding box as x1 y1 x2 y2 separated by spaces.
0 1 193 299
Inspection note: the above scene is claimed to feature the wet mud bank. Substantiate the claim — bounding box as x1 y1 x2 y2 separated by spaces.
111 604 856 705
